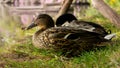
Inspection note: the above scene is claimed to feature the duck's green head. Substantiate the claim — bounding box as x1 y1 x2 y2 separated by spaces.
26 14 54 30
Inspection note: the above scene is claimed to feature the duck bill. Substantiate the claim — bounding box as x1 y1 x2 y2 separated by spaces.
26 22 37 30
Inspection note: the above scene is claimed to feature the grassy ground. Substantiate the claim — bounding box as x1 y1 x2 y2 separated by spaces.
0 1 120 68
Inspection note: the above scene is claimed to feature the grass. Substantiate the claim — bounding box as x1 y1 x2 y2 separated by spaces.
1 39 120 68
0 1 120 68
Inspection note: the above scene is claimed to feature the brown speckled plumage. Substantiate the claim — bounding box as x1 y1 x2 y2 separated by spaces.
32 26 109 56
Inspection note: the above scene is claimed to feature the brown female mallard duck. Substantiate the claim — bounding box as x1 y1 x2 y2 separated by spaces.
25 14 115 57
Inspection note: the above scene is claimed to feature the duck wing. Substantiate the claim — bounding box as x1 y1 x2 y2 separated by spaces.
38 27 108 46
63 20 109 35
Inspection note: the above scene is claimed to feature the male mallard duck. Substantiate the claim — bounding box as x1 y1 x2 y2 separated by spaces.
56 13 110 35
25 14 115 57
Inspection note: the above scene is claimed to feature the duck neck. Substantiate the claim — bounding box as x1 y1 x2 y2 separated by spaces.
35 28 46 37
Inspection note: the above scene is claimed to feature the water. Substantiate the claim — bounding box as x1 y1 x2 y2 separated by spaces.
0 0 90 26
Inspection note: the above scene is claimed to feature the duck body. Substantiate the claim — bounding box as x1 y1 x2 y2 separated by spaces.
32 26 110 56
33 27 107 48
26 14 115 57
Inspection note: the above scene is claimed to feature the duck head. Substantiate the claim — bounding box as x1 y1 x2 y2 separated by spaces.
56 13 77 26
26 14 54 30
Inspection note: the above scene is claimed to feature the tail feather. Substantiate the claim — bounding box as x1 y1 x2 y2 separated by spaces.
104 33 116 40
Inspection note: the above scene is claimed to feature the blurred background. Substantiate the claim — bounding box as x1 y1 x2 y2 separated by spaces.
0 0 120 48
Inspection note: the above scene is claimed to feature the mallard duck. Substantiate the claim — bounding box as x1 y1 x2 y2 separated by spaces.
56 13 109 35
25 14 115 57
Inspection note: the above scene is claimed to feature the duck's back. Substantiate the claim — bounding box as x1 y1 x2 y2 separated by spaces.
62 20 109 35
